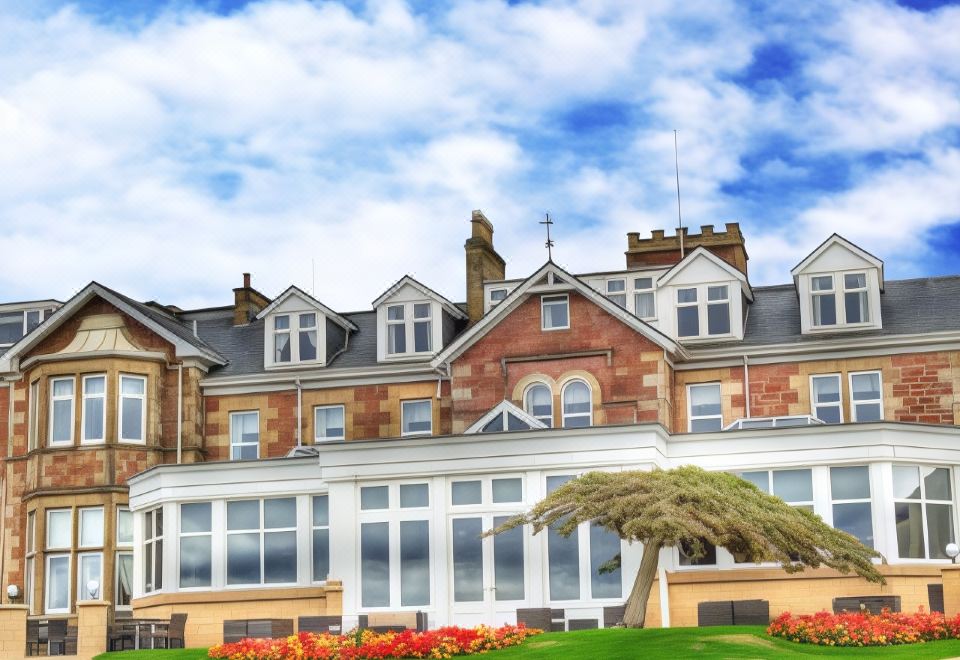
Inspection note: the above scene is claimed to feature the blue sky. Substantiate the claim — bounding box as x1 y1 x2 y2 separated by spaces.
1 0 959 309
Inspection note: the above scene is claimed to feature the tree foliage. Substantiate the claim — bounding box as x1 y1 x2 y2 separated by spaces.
487 466 884 627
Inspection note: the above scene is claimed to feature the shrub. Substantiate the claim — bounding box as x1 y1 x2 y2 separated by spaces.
208 624 541 659
768 608 960 647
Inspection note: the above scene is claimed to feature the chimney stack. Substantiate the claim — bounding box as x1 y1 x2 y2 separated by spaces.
625 223 749 276
464 210 506 323
233 273 272 326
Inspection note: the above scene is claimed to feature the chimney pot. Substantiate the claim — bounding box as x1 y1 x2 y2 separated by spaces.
243 272 251 288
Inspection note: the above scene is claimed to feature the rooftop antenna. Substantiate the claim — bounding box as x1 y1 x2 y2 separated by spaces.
674 129 684 259
311 258 316 297
540 213 555 261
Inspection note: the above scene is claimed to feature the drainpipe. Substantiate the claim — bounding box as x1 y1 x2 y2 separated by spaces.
296 379 303 447
743 355 751 419
658 564 671 627
177 363 183 464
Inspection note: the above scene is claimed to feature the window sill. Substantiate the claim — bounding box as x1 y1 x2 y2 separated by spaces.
541 325 570 332
381 353 435 362
264 361 326 371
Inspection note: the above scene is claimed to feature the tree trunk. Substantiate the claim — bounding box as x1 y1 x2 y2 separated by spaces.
622 540 663 628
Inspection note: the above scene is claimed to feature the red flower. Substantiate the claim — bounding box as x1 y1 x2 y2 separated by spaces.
768 608 960 647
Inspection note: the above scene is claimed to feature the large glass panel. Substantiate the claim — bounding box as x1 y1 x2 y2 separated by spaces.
812 375 842 423
493 515 524 601
227 533 261 584
927 503 955 560
452 518 483 602
264 531 297 583
299 313 317 361
707 301 730 335
548 524 580 600
181 503 211 534
51 379 74 443
117 508 133 545
525 384 553 428
635 291 655 318
400 520 430 606
387 305 406 354
116 553 133 607
739 471 769 493
230 412 259 460
78 553 102 599
402 400 432 435
313 495 329 526
590 524 622 598
227 500 260 530
121 397 143 441
833 502 874 548
83 376 105 441
361 522 390 607
452 480 482 506
274 315 291 362
400 484 429 508
772 470 813 502
831 466 870 500
413 303 432 352
845 291 869 324
563 383 591 413
542 295 569 329
179 536 212 588
895 502 925 559
924 467 952 501
47 556 69 611
264 498 296 529
813 293 837 326
893 466 921 499
690 385 720 417
47 510 71 549
315 406 345 441
0 312 21 344
79 508 104 547
677 305 699 337
492 478 523 503
851 373 881 400
360 486 389 510
312 529 330 581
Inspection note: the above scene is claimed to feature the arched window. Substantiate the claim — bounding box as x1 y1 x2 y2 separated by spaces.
562 380 592 428
524 384 553 428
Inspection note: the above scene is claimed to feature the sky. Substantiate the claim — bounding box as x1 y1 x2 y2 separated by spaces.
1 0 959 310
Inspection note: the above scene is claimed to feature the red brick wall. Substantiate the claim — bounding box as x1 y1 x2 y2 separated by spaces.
889 353 955 424
451 292 670 431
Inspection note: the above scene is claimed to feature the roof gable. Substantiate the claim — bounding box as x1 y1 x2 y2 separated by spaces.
0 282 226 372
255 286 358 332
791 234 884 288
658 246 753 301
372 275 467 320
465 400 547 433
431 261 682 367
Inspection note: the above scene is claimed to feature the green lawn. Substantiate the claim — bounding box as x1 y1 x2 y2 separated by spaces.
92 626 960 659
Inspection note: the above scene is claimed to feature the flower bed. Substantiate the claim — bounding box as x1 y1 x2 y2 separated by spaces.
208 624 541 659
768 608 960 647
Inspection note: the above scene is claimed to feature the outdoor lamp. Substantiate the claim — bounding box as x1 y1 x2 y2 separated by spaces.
86 579 100 599
7 584 20 600
947 543 960 564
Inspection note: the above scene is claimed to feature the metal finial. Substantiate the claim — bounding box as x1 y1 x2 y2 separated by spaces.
540 213 555 261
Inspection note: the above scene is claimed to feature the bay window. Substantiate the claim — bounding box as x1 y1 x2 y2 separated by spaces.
45 555 70 614
401 399 432 436
26 511 35 612
144 508 163 593
688 383 722 432
81 375 106 443
830 466 873 548
47 509 71 550
229 411 259 460
850 371 883 422
28 380 39 451
811 374 843 423
118 375 146 442
893 465 955 560
79 507 103 548
226 498 297 585
78 552 102 600
116 506 132 610
179 503 212 588
315 405 345 442
312 496 330 582
49 377 75 445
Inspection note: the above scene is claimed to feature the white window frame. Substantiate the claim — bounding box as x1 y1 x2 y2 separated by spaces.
25 511 35 612
115 551 133 611
632 277 656 320
117 374 146 444
116 506 133 547
810 373 843 424
269 312 322 366
676 287 699 338
28 380 39 451
273 314 292 363
676 284 733 339
297 312 319 362
46 509 72 550
178 502 213 590
78 506 104 549
605 279 626 308
489 288 508 307
706 285 731 336
893 464 955 561
312 494 330 583
77 551 103 600
808 270 875 330
44 553 71 614
843 272 870 324
524 382 553 428
143 508 163 594
229 411 260 460
225 498 299 587
828 465 874 549
81 374 107 444
561 379 592 428
849 370 884 422
810 274 837 328
385 301 435 357
314 404 346 442
401 399 433 437
687 383 722 432
541 294 570 331
49 376 75 446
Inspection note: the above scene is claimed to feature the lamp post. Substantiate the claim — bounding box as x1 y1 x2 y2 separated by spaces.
946 543 959 564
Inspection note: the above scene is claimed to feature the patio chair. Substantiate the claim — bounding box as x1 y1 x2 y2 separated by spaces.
46 619 68 655
143 613 188 649
25 619 43 656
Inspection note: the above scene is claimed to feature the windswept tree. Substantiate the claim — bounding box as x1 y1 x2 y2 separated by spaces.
487 466 884 627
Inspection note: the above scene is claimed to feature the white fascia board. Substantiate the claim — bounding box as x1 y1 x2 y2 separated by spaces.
128 457 320 510
0 299 62 313
657 247 753 302
255 285 357 332
675 330 960 368
371 275 467 320
432 262 683 367
790 234 885 287
200 363 442 394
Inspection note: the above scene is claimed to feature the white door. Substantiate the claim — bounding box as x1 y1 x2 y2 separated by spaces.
449 514 528 626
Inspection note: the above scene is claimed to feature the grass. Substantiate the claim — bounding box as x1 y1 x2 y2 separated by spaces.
92 626 960 659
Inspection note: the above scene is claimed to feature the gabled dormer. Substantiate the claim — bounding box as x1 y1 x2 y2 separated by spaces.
657 246 753 343
373 276 468 362
256 286 357 369
791 235 883 335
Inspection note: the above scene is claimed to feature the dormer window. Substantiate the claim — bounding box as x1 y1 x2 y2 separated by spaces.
490 289 507 305
634 278 655 319
387 302 432 355
274 315 291 362
707 285 730 335
270 311 323 365
677 288 698 337
605 280 626 308
811 272 871 328
677 285 731 338
299 313 318 360
844 273 869 324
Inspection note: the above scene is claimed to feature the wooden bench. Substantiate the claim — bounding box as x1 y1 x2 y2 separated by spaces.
832 596 900 615
298 615 344 634
223 618 294 643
